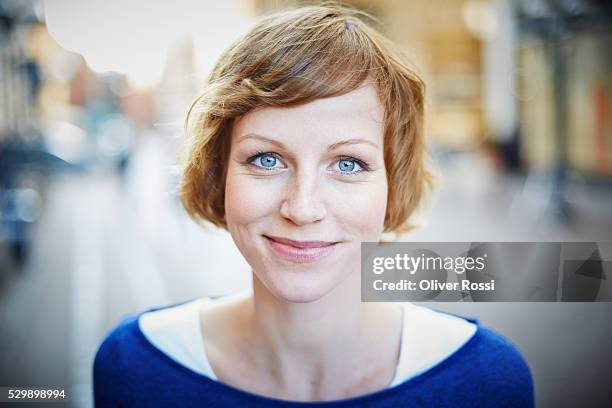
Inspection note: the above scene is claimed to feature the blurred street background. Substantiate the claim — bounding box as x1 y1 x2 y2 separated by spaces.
0 0 611 407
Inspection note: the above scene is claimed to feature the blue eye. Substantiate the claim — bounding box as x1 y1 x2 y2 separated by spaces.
250 153 282 169
334 158 364 174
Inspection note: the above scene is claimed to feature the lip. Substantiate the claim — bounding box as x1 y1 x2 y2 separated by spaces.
263 235 339 263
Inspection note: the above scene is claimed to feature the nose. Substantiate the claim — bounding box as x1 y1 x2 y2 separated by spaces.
279 170 327 226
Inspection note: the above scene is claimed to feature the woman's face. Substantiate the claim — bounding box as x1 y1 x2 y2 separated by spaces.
225 84 388 303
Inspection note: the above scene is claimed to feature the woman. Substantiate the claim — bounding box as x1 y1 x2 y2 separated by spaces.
94 4 534 407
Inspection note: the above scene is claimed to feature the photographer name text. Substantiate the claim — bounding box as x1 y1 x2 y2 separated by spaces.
373 279 495 292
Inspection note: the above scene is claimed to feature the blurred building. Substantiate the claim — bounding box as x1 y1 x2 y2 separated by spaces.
517 0 612 177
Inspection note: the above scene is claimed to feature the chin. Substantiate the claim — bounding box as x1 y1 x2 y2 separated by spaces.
258 268 343 304
277 287 329 304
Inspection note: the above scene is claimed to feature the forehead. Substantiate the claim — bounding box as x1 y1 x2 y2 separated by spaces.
231 84 384 147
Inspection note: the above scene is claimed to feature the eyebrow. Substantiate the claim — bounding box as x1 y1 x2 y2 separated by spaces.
237 133 380 151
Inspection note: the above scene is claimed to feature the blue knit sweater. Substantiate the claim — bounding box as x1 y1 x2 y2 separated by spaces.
93 305 534 407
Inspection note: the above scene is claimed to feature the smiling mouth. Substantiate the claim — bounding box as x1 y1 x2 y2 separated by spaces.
263 235 339 263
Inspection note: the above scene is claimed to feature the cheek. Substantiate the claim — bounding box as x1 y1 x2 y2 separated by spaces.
327 176 388 240
224 168 280 228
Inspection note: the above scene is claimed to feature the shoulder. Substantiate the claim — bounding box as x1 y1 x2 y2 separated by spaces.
412 305 531 378
473 325 533 378
93 301 197 404
93 311 155 385
453 323 535 407
399 305 534 406
94 314 140 370
93 313 143 406
94 299 197 372
93 297 215 374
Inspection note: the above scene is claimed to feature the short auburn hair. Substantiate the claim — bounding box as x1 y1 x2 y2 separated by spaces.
180 3 434 234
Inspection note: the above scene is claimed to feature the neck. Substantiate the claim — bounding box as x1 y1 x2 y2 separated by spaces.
251 271 365 359
238 272 401 401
